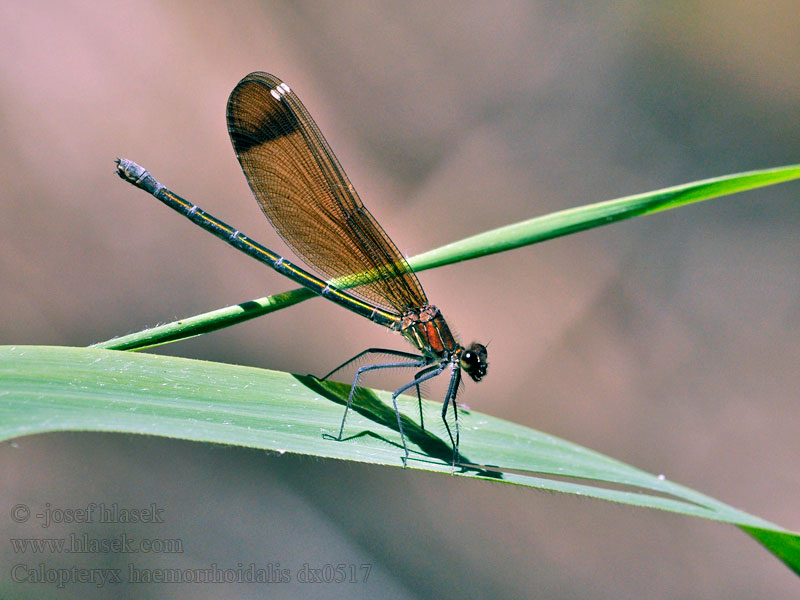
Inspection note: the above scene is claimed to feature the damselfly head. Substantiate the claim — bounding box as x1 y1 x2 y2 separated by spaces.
461 342 488 382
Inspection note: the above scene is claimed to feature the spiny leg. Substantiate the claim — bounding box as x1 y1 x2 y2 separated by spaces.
320 348 423 381
336 358 428 442
391 362 448 466
412 363 445 432
440 363 463 469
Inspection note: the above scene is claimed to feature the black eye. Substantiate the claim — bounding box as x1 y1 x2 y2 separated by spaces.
460 343 488 382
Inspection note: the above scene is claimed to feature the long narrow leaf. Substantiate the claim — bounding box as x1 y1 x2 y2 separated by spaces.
2 345 798 574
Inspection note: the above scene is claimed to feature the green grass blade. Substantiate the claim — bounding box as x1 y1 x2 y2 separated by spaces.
409 163 800 270
93 163 800 351
93 288 316 351
2 345 798 574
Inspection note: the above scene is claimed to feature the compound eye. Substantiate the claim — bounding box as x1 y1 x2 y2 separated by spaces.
468 343 488 362
460 343 488 382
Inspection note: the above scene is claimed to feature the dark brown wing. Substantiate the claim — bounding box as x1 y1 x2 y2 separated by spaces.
226 72 427 314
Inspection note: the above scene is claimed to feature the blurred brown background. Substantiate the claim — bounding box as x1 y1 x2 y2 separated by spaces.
1 2 799 598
